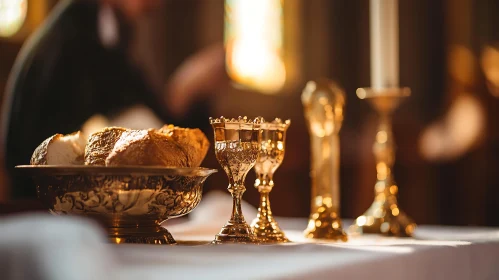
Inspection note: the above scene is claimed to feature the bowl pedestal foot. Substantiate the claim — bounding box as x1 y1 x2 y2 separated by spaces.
108 224 176 244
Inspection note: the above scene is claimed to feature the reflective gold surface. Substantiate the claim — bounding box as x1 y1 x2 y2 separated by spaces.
250 118 290 243
350 87 416 237
301 79 348 241
210 116 263 244
17 165 216 244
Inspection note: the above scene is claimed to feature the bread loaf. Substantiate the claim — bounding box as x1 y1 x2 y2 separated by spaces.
84 127 128 165
31 132 86 165
157 125 209 167
31 124 210 168
105 129 189 167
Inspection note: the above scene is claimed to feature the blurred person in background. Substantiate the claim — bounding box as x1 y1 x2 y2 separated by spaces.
0 0 228 200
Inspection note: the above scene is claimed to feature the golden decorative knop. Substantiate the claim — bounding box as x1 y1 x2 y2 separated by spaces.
301 79 348 241
250 118 291 243
211 116 264 244
350 87 416 237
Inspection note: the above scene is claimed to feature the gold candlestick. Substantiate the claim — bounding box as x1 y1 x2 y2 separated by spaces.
210 116 263 244
250 118 291 243
350 87 416 237
301 79 348 241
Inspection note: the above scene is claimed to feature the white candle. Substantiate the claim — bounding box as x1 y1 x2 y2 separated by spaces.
370 0 399 89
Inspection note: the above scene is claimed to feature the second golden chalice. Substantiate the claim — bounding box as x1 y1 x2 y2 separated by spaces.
210 116 263 244
250 118 291 243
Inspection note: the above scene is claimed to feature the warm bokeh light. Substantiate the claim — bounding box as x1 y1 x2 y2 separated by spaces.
419 94 485 161
224 0 286 94
447 45 476 87
0 0 27 37
481 44 499 97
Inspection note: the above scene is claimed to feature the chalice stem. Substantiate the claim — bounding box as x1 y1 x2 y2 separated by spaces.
257 190 273 222
229 184 246 223
251 180 289 243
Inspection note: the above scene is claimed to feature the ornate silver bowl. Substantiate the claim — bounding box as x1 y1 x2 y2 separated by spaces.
16 165 217 244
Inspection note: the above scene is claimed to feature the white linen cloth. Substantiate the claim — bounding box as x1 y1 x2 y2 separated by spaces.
0 214 116 280
116 191 499 280
1 191 499 280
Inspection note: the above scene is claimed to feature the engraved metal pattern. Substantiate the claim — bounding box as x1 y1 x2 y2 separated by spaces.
302 79 348 241
250 118 291 243
349 87 416 237
209 116 263 244
17 165 216 244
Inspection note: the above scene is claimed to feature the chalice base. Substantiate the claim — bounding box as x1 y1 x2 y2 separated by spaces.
350 202 416 237
303 207 348 242
213 220 257 244
251 217 289 243
108 224 176 245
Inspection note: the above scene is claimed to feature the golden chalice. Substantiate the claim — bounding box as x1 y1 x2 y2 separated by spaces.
210 116 263 244
250 118 291 243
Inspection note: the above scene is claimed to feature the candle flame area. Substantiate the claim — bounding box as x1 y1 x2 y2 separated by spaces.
0 0 27 37
224 0 286 94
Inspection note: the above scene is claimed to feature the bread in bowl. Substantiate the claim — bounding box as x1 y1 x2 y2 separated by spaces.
105 129 189 167
157 125 210 167
31 131 86 165
30 124 210 168
84 127 128 166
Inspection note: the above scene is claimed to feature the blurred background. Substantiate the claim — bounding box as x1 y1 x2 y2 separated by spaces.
1 0 499 226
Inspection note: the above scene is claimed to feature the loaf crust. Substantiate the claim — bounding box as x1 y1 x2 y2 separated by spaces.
105 129 189 167
31 131 85 165
84 127 128 166
157 125 210 167
31 134 61 165
31 125 209 168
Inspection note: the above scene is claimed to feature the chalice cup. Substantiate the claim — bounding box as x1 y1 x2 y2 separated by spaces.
250 118 291 243
350 87 417 237
210 116 263 244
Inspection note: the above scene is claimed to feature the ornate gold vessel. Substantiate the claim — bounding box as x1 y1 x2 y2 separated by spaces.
301 79 348 241
210 116 263 244
350 87 416 237
17 165 216 244
250 118 291 243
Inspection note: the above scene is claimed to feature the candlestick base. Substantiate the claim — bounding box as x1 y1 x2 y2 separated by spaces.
350 87 416 237
251 216 289 243
348 188 416 237
213 220 257 244
303 203 348 241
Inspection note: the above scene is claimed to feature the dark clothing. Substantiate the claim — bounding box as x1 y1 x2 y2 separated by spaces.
1 0 206 198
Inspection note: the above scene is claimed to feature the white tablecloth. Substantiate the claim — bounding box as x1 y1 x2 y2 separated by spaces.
1 191 499 280
112 218 499 280
109 193 499 280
